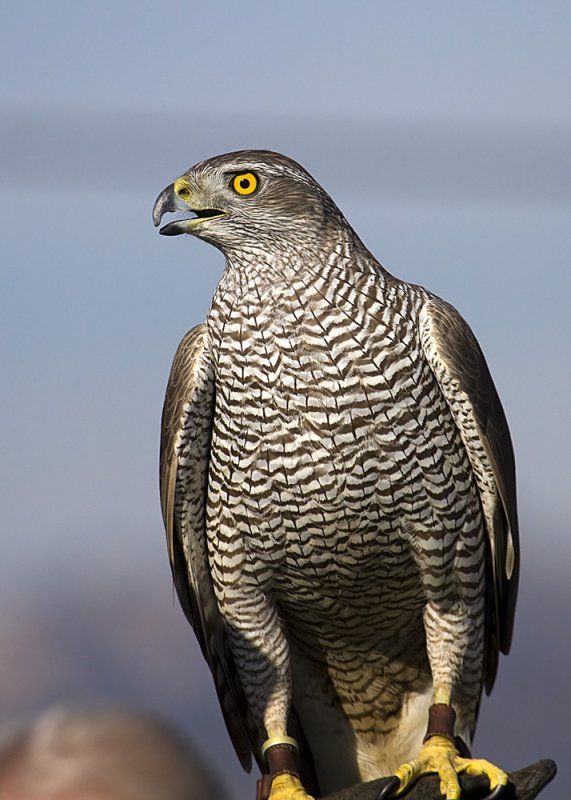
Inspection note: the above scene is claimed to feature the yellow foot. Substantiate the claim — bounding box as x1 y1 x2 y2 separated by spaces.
268 773 314 800
378 736 509 800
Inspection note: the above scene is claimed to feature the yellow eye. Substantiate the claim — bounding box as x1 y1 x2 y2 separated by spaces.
232 172 258 195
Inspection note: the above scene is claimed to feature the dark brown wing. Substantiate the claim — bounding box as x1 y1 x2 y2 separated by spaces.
419 298 520 693
160 323 259 770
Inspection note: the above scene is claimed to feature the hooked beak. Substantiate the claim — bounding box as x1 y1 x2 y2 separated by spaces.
152 184 190 236
152 183 227 236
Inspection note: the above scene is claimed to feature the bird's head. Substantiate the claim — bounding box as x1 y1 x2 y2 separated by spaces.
153 150 342 255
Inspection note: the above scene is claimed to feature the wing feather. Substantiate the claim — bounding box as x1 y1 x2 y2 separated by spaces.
160 323 259 770
419 298 520 692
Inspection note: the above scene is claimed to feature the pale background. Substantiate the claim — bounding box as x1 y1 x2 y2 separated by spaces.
1 2 569 798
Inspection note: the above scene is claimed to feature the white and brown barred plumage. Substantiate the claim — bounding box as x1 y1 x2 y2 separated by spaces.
153 151 519 797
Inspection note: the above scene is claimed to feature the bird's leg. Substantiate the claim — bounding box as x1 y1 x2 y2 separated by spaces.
260 737 314 800
218 589 314 800
377 595 509 800
378 691 508 800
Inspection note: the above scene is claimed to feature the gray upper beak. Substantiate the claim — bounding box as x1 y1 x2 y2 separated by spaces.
153 183 194 236
152 184 177 227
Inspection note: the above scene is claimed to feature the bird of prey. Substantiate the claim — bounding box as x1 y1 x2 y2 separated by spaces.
153 151 519 800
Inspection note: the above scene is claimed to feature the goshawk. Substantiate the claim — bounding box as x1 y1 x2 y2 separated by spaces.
153 151 519 800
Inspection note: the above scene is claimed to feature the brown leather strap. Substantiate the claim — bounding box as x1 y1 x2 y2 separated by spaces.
256 774 271 800
266 743 299 776
423 703 456 744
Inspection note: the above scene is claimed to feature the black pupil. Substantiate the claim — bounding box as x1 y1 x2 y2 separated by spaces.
240 178 250 189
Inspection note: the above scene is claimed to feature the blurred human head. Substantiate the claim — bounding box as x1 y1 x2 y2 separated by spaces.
0 707 226 800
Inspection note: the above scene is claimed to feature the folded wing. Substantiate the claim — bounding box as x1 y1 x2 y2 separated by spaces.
160 323 258 769
419 298 519 693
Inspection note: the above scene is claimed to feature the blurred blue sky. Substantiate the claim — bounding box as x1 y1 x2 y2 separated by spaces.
1 2 569 799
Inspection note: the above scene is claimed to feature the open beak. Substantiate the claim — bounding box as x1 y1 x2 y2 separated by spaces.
153 183 226 236
152 184 191 236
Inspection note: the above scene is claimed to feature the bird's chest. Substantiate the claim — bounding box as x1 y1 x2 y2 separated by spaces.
206 274 447 570
207 273 424 471
208 269 424 424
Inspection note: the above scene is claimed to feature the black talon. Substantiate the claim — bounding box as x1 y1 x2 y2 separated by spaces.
375 776 401 800
483 785 507 800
